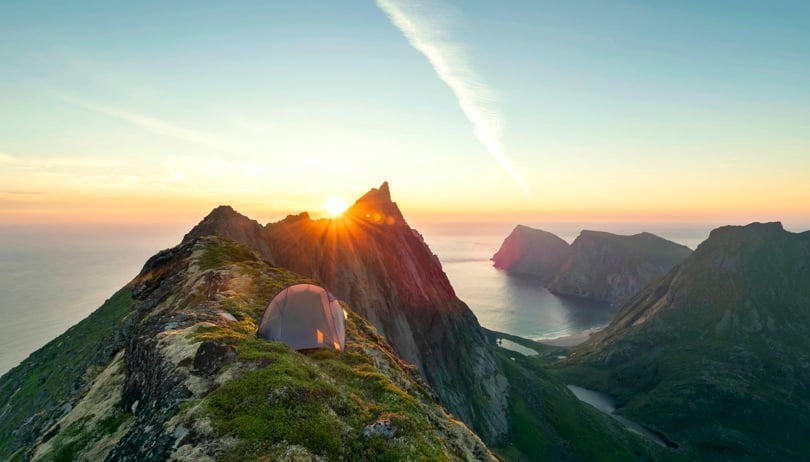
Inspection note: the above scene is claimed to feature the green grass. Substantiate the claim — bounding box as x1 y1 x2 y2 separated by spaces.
492 348 670 462
201 336 446 461
0 288 135 460
41 407 135 462
191 273 447 462
50 416 95 462
198 239 260 270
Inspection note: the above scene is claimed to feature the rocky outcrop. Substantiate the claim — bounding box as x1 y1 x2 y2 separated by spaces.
565 222 810 461
182 182 510 443
548 230 691 304
493 225 692 304
491 225 570 281
11 237 497 461
181 205 274 262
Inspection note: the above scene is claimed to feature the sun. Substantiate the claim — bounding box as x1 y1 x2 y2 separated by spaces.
322 196 349 217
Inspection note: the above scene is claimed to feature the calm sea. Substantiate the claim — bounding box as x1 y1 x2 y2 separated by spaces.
0 221 712 376
415 221 710 341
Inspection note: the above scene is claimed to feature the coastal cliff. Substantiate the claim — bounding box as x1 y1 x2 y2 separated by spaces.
548 230 692 304
491 225 569 281
493 225 691 304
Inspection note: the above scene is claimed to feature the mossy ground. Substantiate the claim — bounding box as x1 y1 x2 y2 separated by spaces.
189 242 450 461
44 408 133 462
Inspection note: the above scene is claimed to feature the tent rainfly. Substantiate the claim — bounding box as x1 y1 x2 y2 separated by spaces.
257 284 345 351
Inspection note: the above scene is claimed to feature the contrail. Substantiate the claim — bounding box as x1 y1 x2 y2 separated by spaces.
376 0 530 197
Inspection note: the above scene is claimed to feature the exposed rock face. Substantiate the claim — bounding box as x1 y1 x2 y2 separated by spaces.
547 230 692 304
565 222 810 461
491 225 570 281
9 237 497 461
492 225 692 305
182 205 274 262
182 182 510 443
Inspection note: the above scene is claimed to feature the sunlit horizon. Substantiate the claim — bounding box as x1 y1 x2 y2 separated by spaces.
2 2 809 228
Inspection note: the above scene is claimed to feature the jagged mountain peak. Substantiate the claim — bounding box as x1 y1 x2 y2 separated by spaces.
182 204 273 263
184 205 258 235
346 181 405 225
199 205 251 224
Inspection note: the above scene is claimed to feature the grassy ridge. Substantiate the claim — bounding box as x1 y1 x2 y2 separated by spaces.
0 288 134 461
188 242 453 461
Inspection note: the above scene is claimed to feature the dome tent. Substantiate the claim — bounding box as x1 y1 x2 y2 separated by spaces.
257 284 345 351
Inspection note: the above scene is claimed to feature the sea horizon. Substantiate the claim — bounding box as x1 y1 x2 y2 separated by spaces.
2 218 808 376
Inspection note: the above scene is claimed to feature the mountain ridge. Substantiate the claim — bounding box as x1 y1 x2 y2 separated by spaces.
0 236 497 461
561 221 810 460
182 182 510 443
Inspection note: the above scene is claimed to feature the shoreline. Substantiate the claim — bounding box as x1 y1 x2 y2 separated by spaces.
535 327 603 347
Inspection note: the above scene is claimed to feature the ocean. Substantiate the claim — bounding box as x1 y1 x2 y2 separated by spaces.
0 221 712 376
416 221 710 340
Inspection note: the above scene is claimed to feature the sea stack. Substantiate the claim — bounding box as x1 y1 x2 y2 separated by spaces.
491 225 570 281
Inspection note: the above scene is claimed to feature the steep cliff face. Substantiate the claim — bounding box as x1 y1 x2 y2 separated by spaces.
547 230 692 304
563 222 810 461
182 183 510 443
2 237 496 461
491 225 570 281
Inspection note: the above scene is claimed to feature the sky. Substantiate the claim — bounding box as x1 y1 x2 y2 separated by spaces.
1 0 809 226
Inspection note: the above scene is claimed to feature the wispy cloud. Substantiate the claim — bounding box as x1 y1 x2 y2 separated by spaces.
375 0 530 197
0 151 127 170
59 96 241 153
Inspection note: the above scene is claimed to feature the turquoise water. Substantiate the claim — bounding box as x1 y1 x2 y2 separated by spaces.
0 221 711 376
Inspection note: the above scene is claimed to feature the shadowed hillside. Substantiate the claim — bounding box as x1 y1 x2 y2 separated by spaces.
560 222 810 461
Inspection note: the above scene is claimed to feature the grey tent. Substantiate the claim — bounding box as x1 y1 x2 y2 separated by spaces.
257 284 345 351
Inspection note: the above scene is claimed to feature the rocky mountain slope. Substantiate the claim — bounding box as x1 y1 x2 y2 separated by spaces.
492 225 691 304
183 183 510 444
491 225 570 281
561 222 810 461
548 230 692 304
0 236 496 461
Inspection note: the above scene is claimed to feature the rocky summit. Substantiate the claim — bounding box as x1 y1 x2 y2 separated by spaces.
562 222 810 461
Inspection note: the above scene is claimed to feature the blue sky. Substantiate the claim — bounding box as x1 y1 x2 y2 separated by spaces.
1 0 809 224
